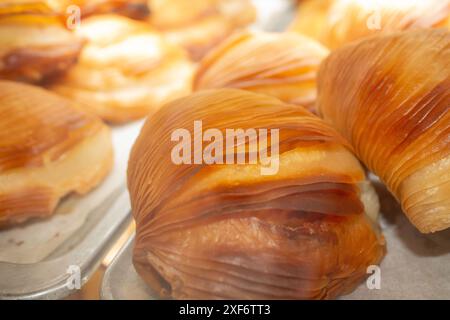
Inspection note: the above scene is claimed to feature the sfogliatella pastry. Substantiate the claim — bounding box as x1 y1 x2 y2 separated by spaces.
317 29 450 233
0 1 83 83
50 14 194 123
128 89 385 299
0 80 113 227
290 0 450 49
194 31 329 112
148 0 256 61
47 0 150 19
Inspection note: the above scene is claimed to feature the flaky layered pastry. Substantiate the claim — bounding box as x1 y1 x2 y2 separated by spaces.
47 0 149 19
317 29 450 233
0 1 83 83
49 14 194 123
194 31 329 112
290 0 450 49
128 89 385 299
0 81 113 227
148 0 256 61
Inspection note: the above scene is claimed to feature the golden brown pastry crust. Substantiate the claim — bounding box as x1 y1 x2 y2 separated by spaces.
317 29 450 233
290 0 450 49
129 89 385 299
0 1 83 83
194 31 329 112
0 80 113 227
148 0 256 61
49 14 194 123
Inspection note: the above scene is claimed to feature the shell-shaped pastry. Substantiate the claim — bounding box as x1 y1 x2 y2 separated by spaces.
290 0 450 49
47 0 150 19
317 29 450 233
0 80 113 227
194 31 329 112
49 14 194 123
0 1 83 83
128 89 385 299
148 0 256 61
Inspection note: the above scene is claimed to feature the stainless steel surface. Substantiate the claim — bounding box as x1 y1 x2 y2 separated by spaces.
0 191 132 300
101 235 158 300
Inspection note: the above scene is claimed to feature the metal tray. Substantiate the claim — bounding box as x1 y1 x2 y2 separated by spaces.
101 181 450 300
101 235 154 300
0 122 142 300
1 193 132 300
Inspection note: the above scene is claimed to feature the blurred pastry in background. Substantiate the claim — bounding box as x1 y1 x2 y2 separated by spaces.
0 81 113 227
289 0 333 41
47 0 150 19
194 31 328 112
128 89 385 299
49 14 194 123
290 0 450 49
317 29 450 233
148 0 256 61
0 1 83 83
148 0 217 29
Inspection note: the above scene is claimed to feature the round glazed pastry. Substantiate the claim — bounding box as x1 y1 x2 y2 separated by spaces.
290 0 450 49
49 14 194 123
128 89 385 299
194 31 329 112
0 1 83 83
317 29 450 233
0 80 113 227
148 0 256 61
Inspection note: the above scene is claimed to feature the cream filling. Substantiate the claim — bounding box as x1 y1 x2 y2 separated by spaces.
359 180 380 223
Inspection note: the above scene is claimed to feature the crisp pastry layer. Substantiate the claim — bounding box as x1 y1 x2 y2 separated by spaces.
0 80 113 227
290 0 450 49
0 1 83 83
194 31 329 112
317 29 450 233
128 89 385 299
49 14 194 123
148 0 256 61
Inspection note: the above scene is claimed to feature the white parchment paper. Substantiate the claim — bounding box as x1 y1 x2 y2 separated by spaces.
344 181 450 299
